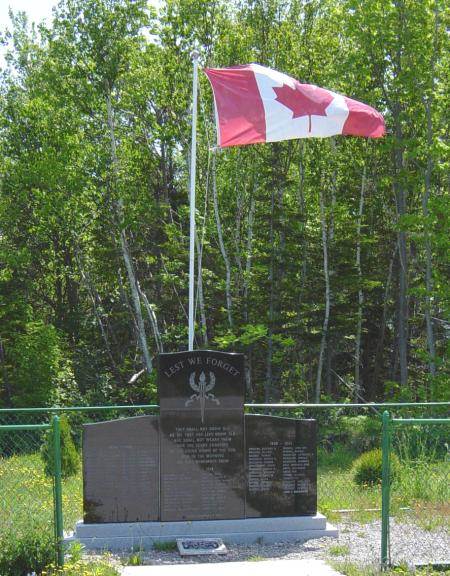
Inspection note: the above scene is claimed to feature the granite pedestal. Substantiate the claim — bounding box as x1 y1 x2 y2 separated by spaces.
70 513 337 551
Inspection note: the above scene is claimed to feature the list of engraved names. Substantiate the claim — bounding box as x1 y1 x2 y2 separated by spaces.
248 442 312 494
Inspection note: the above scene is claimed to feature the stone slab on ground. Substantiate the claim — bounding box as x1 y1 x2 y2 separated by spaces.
70 514 337 551
121 559 343 576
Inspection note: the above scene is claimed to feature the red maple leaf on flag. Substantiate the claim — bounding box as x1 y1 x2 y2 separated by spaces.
273 82 334 133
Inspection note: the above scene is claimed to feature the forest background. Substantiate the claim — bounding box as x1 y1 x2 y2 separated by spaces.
0 0 448 409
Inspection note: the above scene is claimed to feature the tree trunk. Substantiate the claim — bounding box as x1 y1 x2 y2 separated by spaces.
195 230 208 347
354 164 367 401
422 97 436 381
421 3 439 384
234 182 244 293
212 153 233 328
297 147 308 312
137 282 164 354
105 84 153 374
75 248 122 381
373 245 398 394
243 191 256 323
0 337 11 406
266 183 276 403
393 102 408 388
316 185 330 403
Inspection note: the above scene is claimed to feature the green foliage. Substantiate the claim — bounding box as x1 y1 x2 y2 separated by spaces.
41 415 80 479
126 553 143 566
0 0 448 406
9 322 64 407
152 540 177 551
43 558 120 575
352 448 398 487
322 416 381 454
0 526 54 576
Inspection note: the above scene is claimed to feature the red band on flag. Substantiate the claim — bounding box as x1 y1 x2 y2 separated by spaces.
343 96 385 138
204 66 266 147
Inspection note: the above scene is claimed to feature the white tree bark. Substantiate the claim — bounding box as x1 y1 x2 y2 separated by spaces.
75 248 120 376
297 148 308 307
106 85 153 374
316 185 330 403
137 282 164 354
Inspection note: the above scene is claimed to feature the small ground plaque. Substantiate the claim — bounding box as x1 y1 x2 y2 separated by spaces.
177 538 228 556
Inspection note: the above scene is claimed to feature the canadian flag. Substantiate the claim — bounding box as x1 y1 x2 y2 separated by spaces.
204 64 385 148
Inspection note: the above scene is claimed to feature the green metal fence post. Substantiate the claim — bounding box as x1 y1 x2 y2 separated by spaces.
381 410 391 570
52 415 64 567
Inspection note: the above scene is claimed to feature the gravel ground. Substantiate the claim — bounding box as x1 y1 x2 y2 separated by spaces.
85 518 449 569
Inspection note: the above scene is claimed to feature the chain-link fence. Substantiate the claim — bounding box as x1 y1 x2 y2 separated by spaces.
381 412 450 569
0 418 63 576
0 402 448 572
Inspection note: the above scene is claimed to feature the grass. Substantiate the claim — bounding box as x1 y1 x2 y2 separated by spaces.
0 450 83 576
318 446 382 522
318 443 449 526
152 540 178 552
332 561 450 575
126 553 143 566
328 544 350 557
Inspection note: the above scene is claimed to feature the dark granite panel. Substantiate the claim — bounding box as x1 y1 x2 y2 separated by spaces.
83 415 159 523
158 351 245 416
160 411 245 521
159 351 245 521
245 415 317 517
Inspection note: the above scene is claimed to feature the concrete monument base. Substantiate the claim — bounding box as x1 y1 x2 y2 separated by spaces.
68 513 338 551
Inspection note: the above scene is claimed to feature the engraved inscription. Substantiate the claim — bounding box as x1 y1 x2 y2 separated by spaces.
168 425 237 465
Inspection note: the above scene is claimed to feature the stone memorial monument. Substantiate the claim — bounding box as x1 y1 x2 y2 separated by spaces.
73 350 337 550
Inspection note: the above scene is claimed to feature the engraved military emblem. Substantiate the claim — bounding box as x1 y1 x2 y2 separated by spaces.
185 371 220 423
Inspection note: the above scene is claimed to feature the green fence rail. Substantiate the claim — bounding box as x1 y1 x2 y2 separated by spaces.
0 401 448 415
381 411 450 570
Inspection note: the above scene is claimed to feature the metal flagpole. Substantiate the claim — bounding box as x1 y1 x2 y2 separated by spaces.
188 50 199 351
